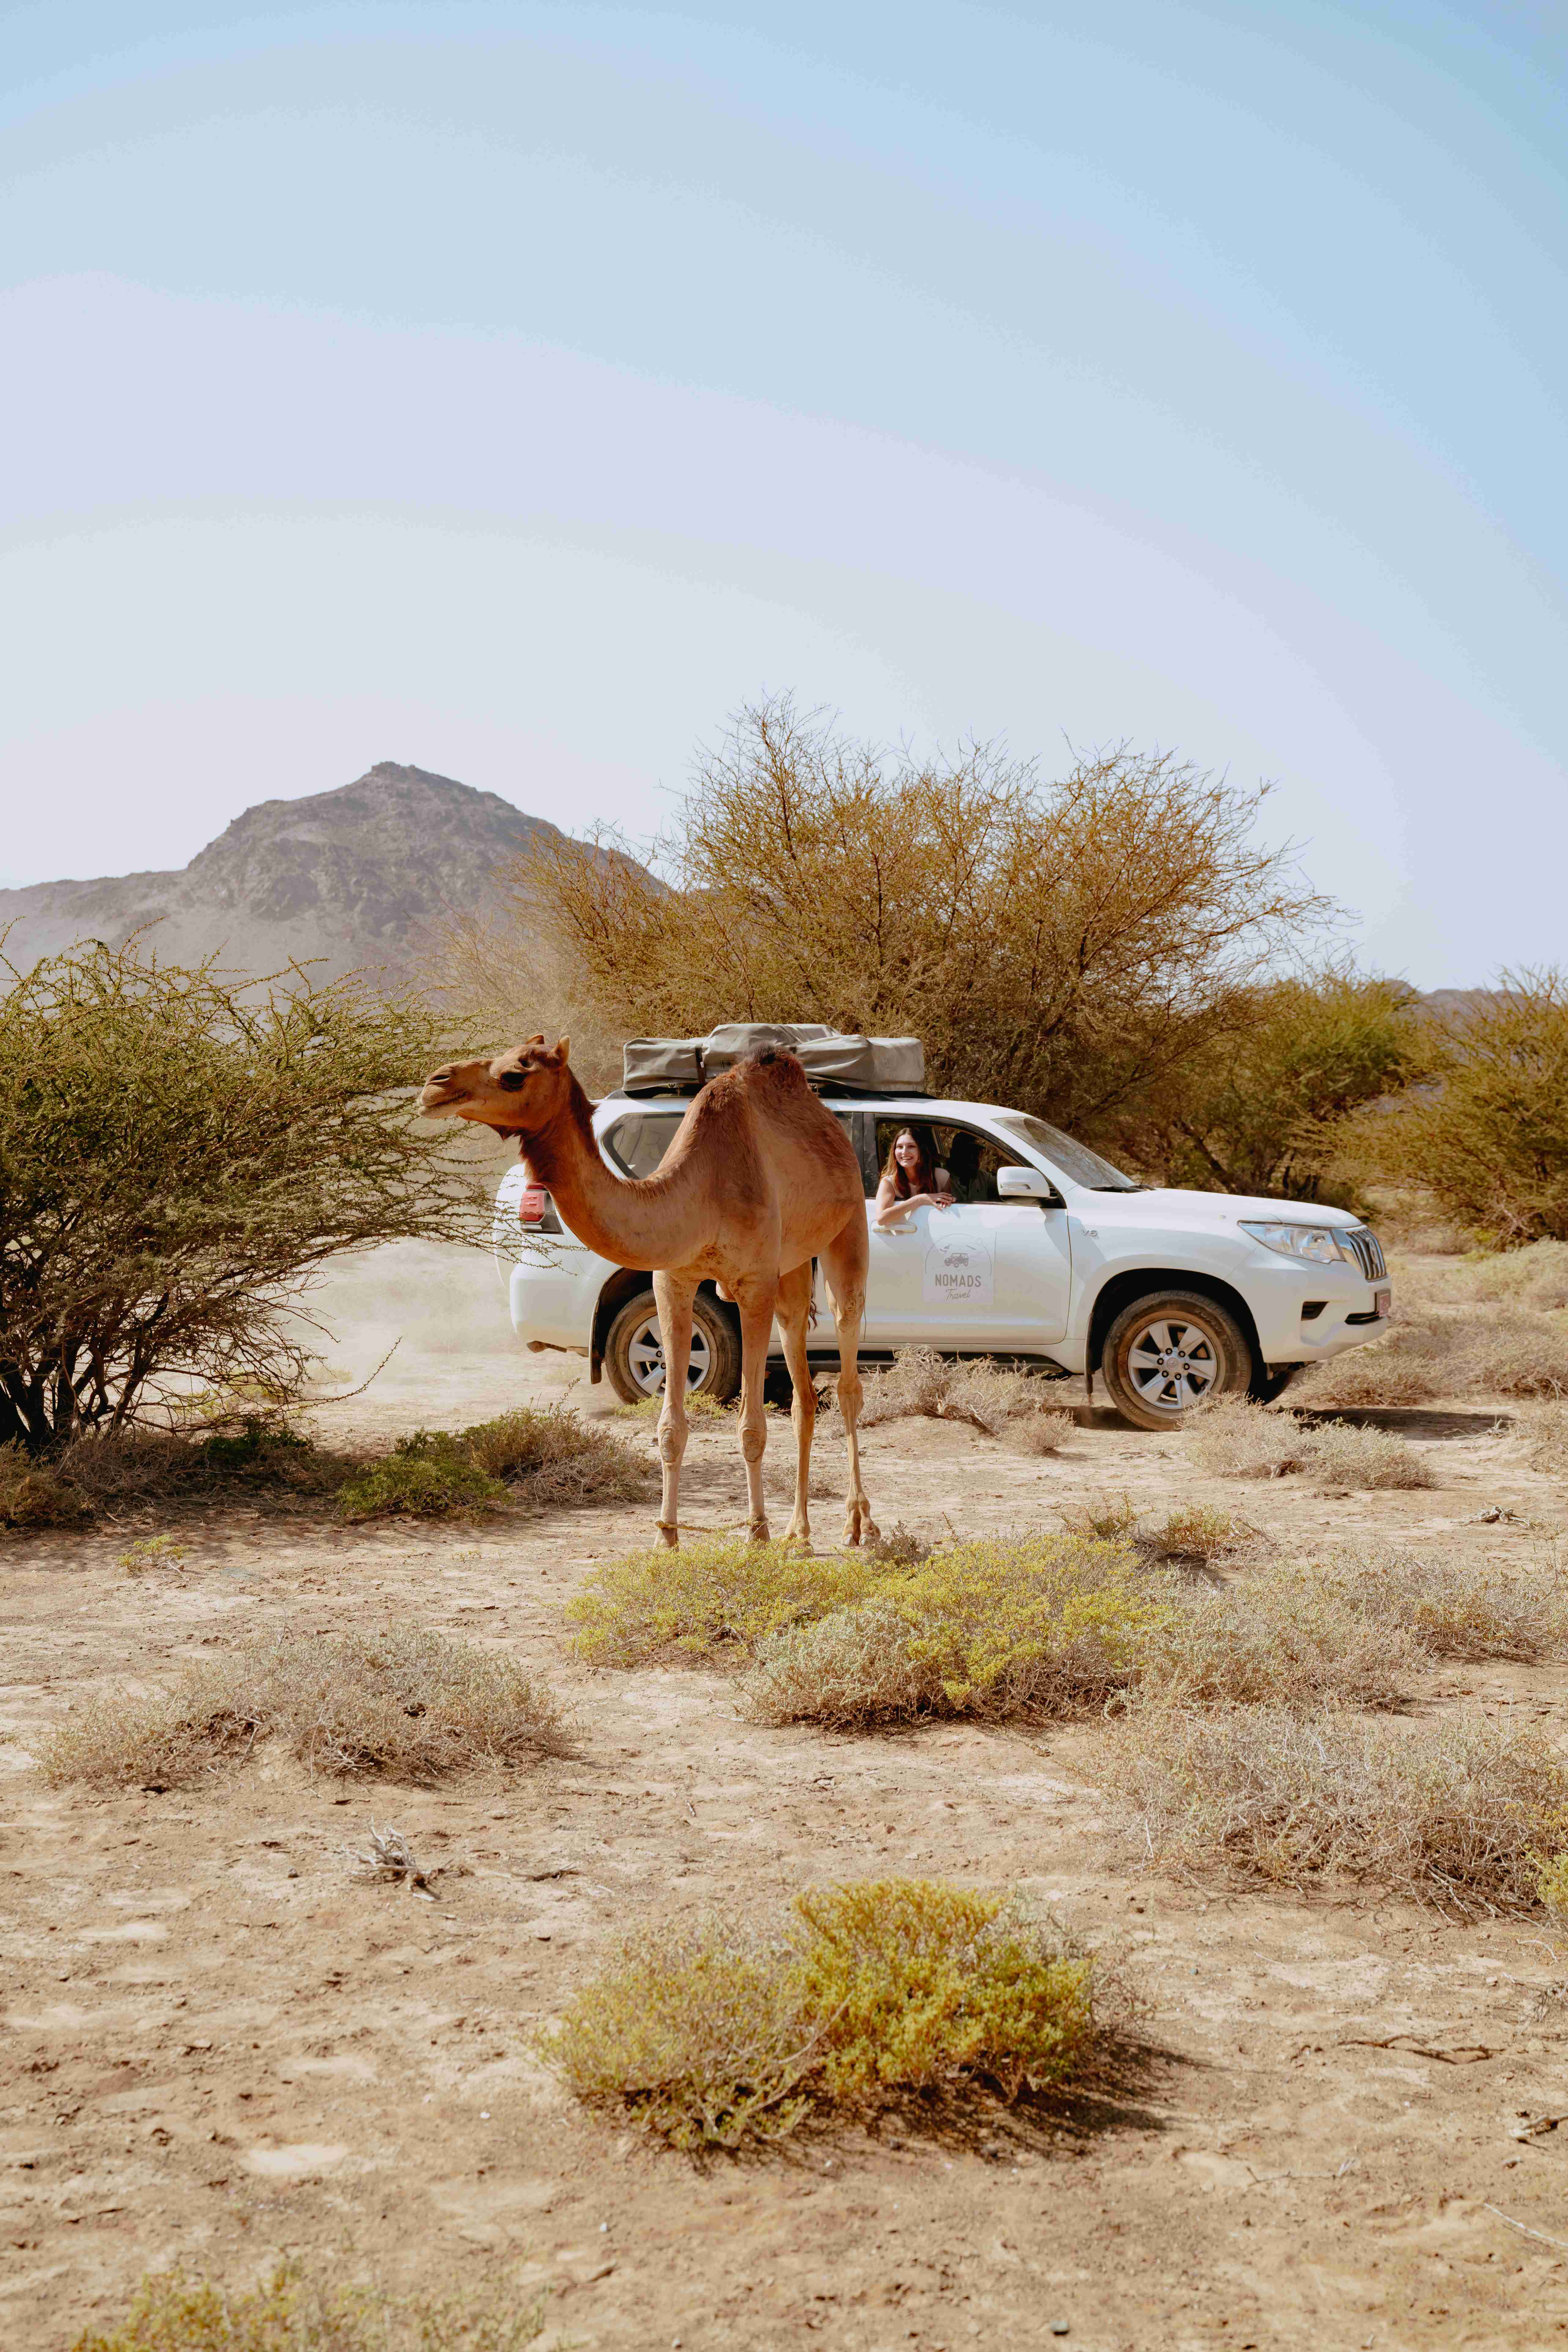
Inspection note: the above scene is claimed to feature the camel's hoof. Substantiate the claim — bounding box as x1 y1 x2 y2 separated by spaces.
657 1519 680 1550
747 1519 771 1545
780 1527 813 1552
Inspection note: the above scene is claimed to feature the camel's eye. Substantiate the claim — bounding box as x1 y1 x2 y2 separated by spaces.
496 1070 528 1092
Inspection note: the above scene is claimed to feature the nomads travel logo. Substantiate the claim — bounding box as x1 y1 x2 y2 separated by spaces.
923 1237 994 1307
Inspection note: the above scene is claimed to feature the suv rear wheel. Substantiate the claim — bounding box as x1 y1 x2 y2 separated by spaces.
602 1288 743 1406
1099 1290 1252 1431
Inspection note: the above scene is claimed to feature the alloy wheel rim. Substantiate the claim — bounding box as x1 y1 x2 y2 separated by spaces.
1125 1317 1220 1412
627 1316 714 1396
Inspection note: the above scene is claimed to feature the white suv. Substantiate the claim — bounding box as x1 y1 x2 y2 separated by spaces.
495 1090 1390 1430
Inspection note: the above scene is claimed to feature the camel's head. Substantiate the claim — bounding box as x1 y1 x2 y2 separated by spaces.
420 1034 572 1133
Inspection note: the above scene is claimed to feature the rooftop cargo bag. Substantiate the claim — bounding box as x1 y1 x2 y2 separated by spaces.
622 1023 924 1096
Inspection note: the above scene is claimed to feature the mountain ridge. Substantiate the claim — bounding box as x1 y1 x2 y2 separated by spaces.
0 761 595 986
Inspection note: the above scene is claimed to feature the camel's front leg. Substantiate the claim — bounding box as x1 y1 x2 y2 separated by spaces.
821 1225 878 1548
774 1262 816 1547
731 1278 779 1543
652 1270 698 1549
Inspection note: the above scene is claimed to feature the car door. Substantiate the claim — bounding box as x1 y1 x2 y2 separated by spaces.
863 1120 1071 1349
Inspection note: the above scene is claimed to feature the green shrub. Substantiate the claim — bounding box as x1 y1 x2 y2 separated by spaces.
742 1532 1166 1730
337 1434 508 1522
69 2258 544 2352
44 1622 571 1789
568 1534 882 1666
539 1877 1099 2150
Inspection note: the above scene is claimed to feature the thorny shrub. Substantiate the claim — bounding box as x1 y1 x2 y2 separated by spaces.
1298 1306 1568 1410
1102 1706 1568 1916
1138 1566 1418 1713
69 2258 545 2352
43 1623 571 1790
539 1878 1100 2151
0 1441 87 1528
742 1533 1166 1731
1308 1420 1435 1490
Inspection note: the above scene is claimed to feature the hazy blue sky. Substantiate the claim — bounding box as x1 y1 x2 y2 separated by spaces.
3 2 1564 983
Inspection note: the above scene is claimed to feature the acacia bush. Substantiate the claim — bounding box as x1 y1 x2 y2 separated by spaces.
512 698 1329 1143
0 940 486 1452
1352 971 1568 1244
1125 963 1424 1205
540 1878 1100 2150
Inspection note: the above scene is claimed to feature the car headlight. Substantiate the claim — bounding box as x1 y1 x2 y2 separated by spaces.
1238 1219 1351 1265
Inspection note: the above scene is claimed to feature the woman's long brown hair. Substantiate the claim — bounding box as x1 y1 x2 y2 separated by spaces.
882 1124 937 1200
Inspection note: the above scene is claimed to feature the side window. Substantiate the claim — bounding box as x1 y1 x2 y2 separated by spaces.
833 1109 881 1198
872 1120 1026 1204
603 1112 684 1179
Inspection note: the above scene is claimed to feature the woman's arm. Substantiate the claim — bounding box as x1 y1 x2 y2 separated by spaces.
875 1181 947 1229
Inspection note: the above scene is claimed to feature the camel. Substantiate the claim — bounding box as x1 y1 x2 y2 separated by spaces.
419 1036 878 1551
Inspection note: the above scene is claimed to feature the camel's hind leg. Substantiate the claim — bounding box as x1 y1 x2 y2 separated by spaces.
819 1221 878 1548
652 1270 698 1549
730 1275 779 1543
774 1261 816 1547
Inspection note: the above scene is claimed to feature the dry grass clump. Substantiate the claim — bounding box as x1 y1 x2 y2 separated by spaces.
58 1418 349 1508
856 1347 1075 1449
540 1878 1099 2150
70 2258 543 2352
1185 1396 1312 1479
1300 1304 1568 1410
338 1406 650 1521
567 1534 883 1666
43 1623 570 1790
1311 1540 1568 1664
1144 1504 1249 1563
615 1387 732 1419
0 1441 88 1528
1185 1395 1431 1487
742 1532 1165 1730
1520 1401 1568 1478
1309 1419 1435 1489
1102 1706 1568 1915
1446 1238 1568 1312
1140 1568 1418 1712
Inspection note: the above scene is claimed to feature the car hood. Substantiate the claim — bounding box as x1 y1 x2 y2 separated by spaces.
1084 1188 1362 1228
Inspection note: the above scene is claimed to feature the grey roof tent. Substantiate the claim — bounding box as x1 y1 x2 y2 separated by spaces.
622 1023 925 1096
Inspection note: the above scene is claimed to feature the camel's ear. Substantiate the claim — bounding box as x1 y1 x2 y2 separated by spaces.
523 1032 547 1048
554 1035 571 1066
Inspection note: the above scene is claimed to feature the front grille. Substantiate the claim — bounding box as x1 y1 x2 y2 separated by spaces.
1344 1227 1387 1283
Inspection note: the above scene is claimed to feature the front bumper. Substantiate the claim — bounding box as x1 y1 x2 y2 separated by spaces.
1246 1255 1389 1366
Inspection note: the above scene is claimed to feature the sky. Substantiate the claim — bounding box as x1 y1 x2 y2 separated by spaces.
2 2 1564 985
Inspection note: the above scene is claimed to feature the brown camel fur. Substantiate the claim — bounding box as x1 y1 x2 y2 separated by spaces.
419 1036 877 1550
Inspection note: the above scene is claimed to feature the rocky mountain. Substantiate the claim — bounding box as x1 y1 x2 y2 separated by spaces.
0 761 606 987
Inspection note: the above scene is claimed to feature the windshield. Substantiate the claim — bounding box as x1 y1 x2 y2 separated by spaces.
992 1111 1143 1191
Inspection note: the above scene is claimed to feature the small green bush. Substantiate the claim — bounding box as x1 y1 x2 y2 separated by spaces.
540 1877 1099 2150
70 2258 544 2352
568 1533 883 1666
337 1434 507 1521
742 1532 1167 1730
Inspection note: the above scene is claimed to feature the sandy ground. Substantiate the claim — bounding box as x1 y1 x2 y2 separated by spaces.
3 1246 1568 2351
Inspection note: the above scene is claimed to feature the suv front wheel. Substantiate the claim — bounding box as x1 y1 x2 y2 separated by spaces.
602 1288 743 1406
1099 1290 1252 1431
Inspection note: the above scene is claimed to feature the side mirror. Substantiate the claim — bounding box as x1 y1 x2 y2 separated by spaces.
997 1165 1058 1202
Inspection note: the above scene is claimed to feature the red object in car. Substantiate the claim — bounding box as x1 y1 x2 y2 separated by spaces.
519 1185 549 1227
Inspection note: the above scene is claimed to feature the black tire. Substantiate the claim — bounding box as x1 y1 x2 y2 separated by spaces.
1099 1290 1253 1432
602 1288 742 1406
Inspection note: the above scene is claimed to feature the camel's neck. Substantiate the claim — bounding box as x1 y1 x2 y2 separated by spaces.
520 1077 708 1271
